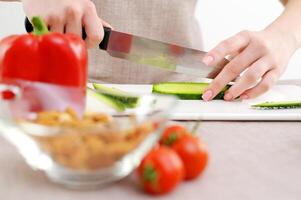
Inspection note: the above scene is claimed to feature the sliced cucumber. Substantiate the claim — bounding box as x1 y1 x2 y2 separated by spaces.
87 89 126 112
152 82 230 100
251 101 301 110
92 83 140 108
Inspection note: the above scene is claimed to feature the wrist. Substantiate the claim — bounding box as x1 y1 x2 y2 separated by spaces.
266 1 301 48
264 21 299 53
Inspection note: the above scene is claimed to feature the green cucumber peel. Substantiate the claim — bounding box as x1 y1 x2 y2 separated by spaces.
87 88 126 112
251 101 301 110
92 83 140 108
152 82 230 100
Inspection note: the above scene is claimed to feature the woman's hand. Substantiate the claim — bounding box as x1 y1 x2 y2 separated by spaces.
22 0 111 48
201 28 298 101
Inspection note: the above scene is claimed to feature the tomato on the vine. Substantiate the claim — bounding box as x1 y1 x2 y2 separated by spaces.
172 135 208 180
137 146 184 194
160 125 188 146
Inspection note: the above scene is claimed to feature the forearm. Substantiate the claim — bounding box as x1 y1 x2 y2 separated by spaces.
266 0 301 48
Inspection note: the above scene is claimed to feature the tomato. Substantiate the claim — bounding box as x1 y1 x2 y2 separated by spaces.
160 125 188 146
138 146 184 195
160 124 209 180
172 135 208 180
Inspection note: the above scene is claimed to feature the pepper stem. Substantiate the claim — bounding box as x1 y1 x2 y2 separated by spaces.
31 16 49 36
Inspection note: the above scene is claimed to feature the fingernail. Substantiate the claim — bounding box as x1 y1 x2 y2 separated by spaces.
240 94 249 100
202 55 214 66
202 90 213 101
224 93 233 101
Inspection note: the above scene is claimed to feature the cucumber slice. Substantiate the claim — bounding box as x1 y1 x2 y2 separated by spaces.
152 82 230 100
251 101 301 110
87 89 126 112
92 83 140 108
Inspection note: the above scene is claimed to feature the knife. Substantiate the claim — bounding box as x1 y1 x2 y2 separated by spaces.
25 18 227 78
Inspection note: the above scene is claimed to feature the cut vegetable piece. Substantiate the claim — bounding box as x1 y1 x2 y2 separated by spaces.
152 82 229 100
87 89 126 112
92 83 140 108
251 101 301 110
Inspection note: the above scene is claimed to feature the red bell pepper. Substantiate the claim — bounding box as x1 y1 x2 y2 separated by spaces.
0 17 87 87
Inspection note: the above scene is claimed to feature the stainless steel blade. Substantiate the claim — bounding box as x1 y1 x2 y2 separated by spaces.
104 30 228 78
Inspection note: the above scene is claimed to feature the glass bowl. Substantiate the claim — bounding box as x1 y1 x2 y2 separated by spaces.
0 83 176 189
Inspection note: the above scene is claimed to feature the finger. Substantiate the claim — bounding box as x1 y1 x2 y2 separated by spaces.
65 6 82 36
225 57 271 100
202 46 261 101
101 19 113 29
206 51 239 79
202 31 251 67
226 51 240 61
48 15 65 33
83 4 104 48
240 69 280 99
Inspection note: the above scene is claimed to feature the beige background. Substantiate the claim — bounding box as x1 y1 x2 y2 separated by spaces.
0 0 300 80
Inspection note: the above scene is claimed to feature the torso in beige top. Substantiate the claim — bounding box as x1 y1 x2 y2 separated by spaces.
90 0 203 83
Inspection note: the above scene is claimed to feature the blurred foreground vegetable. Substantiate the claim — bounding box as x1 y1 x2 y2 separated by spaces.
138 124 209 195
0 16 87 87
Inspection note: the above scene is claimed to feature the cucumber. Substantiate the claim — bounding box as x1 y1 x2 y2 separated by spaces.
92 83 140 108
87 89 126 111
251 101 301 110
152 82 230 100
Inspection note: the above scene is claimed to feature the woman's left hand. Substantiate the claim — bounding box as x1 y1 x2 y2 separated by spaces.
201 29 297 101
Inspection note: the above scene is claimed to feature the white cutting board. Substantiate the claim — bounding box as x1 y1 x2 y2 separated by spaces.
90 83 301 121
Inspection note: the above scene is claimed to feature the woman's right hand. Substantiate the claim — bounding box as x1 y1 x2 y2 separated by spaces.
22 0 111 48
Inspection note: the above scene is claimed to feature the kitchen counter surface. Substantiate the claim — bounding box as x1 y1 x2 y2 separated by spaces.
1 80 301 200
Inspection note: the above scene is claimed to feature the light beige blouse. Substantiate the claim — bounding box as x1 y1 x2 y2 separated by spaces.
89 0 203 83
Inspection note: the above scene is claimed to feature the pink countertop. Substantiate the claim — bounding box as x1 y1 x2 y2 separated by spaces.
1 121 301 200
1 80 301 200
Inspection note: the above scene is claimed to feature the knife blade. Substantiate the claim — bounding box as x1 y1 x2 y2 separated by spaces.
98 27 228 78
25 18 227 78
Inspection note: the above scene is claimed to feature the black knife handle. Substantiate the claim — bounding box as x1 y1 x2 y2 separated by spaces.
24 17 111 50
82 26 111 50
99 27 111 50
25 17 33 33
